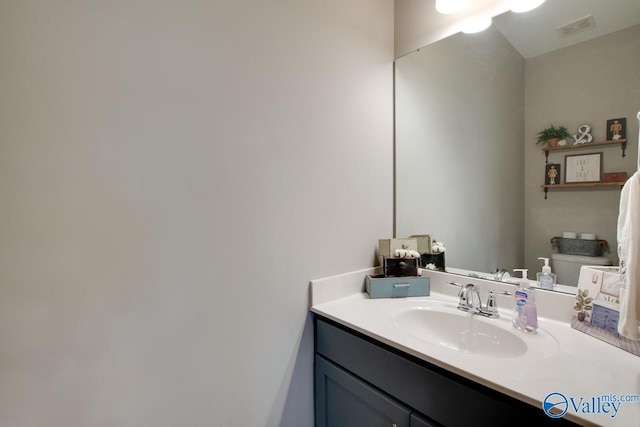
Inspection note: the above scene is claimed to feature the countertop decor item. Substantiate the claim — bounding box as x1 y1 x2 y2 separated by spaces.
574 288 593 321
364 274 430 299
535 124 571 148
383 257 419 277
571 266 640 357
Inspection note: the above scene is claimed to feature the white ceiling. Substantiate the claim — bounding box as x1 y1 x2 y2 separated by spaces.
411 0 640 59
493 0 640 58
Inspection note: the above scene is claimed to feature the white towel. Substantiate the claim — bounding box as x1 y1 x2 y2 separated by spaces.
617 113 640 340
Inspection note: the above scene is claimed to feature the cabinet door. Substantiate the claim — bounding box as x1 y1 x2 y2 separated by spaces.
315 355 411 427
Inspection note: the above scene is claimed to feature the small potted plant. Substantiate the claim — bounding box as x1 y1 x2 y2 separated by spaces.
574 289 593 321
536 124 571 148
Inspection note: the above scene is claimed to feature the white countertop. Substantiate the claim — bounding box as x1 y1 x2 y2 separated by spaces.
310 269 640 427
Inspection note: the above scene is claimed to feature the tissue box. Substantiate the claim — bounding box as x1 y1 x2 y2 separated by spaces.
365 274 430 299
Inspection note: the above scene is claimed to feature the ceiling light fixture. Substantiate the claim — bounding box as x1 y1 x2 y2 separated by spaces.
510 0 546 14
435 0 470 15
461 16 493 33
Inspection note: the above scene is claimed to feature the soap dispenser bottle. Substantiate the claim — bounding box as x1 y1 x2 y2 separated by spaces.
512 271 538 333
536 257 557 290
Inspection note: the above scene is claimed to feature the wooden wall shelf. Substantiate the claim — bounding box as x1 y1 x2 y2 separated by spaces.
541 181 626 199
541 139 626 163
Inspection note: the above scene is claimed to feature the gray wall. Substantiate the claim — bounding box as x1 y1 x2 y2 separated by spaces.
0 1 394 426
395 26 525 273
524 24 640 274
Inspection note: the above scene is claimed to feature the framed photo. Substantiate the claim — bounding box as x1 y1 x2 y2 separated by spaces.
545 163 561 185
564 152 602 184
606 117 626 141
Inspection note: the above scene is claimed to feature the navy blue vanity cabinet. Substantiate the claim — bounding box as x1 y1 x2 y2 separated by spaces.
314 316 578 427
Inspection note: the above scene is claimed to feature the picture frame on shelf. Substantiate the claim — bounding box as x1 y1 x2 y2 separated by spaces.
545 163 561 185
606 117 626 141
564 152 603 184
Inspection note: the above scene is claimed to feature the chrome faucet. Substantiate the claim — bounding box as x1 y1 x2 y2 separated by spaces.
447 282 508 318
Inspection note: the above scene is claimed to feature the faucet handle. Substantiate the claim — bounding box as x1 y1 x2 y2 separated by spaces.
494 290 512 296
485 290 511 316
446 281 465 297
486 290 498 315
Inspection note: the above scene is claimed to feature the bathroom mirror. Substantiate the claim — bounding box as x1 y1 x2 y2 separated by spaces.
395 0 640 293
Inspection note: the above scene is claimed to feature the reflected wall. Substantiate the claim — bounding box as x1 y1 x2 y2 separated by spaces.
395 26 525 273
523 24 640 273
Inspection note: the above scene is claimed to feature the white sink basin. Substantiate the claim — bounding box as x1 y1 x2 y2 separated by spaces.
390 300 558 359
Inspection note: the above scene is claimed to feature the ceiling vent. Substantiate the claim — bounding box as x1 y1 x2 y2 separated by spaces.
557 15 596 38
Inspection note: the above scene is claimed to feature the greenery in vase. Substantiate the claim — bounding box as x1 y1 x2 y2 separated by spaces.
535 124 571 146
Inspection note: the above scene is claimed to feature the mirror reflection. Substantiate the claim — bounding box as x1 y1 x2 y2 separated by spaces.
395 0 640 293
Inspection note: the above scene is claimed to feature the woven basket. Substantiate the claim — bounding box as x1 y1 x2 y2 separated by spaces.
551 237 609 257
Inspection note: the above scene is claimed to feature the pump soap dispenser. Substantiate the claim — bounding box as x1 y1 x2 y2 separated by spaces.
537 257 556 290
512 270 538 333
